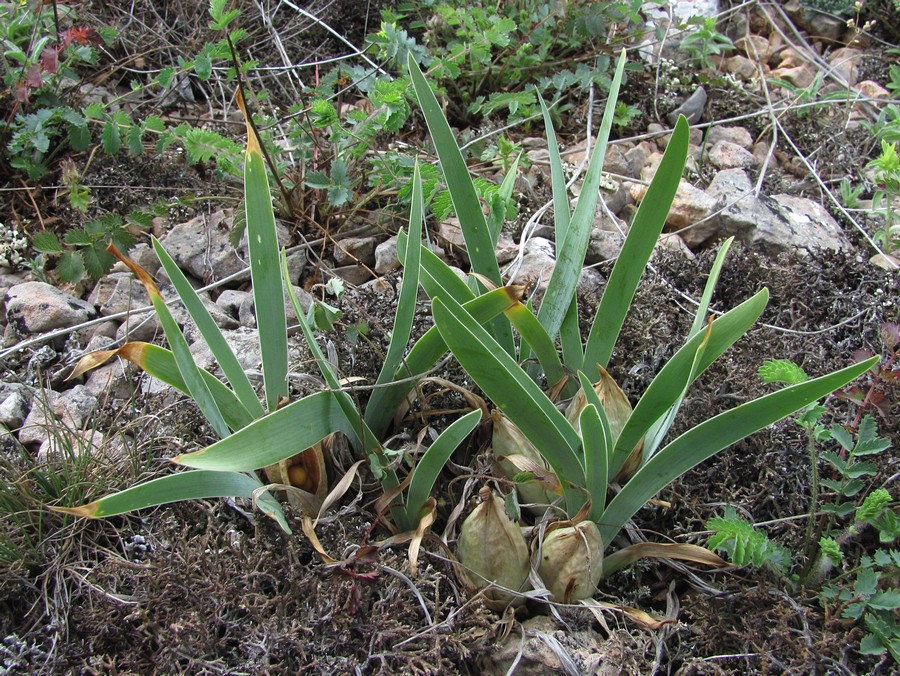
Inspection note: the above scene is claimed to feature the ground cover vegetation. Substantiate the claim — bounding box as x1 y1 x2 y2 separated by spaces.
0 0 897 672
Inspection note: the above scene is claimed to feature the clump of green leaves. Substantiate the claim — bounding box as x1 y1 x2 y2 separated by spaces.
0 1 114 179
821 500 900 662
31 211 151 283
707 351 896 663
612 101 641 131
370 0 643 125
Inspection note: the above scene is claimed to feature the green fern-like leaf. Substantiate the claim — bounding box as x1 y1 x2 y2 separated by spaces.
858 489 893 523
182 128 239 164
759 359 808 385
819 536 843 566
707 506 791 574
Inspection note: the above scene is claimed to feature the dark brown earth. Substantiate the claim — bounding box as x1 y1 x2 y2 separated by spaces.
0 0 898 674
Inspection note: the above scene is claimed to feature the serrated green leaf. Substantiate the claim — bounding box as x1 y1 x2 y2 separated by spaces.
855 415 891 456
63 229 93 246
126 124 143 155
183 128 237 164
144 115 165 133
101 117 121 154
859 632 887 655
829 425 854 451
126 210 153 229
855 567 879 597
83 103 104 120
83 245 116 279
194 51 212 81
858 488 892 522
31 231 63 253
56 251 85 283
67 122 90 151
868 590 900 611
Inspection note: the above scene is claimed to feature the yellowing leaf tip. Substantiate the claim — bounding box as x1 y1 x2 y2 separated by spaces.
49 502 101 518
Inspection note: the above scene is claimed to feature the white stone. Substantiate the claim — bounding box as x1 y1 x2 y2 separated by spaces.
18 386 98 446
708 140 756 170
5 282 95 334
374 236 401 274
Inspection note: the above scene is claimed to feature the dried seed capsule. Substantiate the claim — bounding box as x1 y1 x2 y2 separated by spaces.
457 486 531 609
566 366 643 481
263 437 328 509
492 410 558 512
537 520 604 603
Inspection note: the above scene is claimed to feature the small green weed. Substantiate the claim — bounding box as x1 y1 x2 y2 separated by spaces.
31 211 152 284
707 340 897 664
678 16 734 70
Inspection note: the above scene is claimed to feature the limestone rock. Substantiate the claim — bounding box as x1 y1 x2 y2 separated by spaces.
707 125 753 149
283 250 308 287
624 142 654 177
159 209 289 284
602 143 632 177
238 286 312 329
855 80 890 100
768 194 851 252
631 179 717 248
189 327 263 375
215 289 250 320
110 243 160 278
723 54 759 80
509 237 555 289
84 359 137 401
116 313 162 343
708 140 756 170
509 237 603 300
706 169 851 254
88 272 150 316
374 236 400 274
18 386 98 446
734 34 771 61
667 86 707 125
828 47 864 86
0 384 32 429
332 265 376 286
333 236 377 267
870 253 900 270
585 211 627 265
172 289 239 342
770 62 816 89
5 282 95 334
158 209 246 282
706 168 783 244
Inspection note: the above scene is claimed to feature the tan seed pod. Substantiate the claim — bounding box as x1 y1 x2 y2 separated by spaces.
457 486 531 609
263 437 328 510
566 366 644 481
537 520 604 603
492 410 558 512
